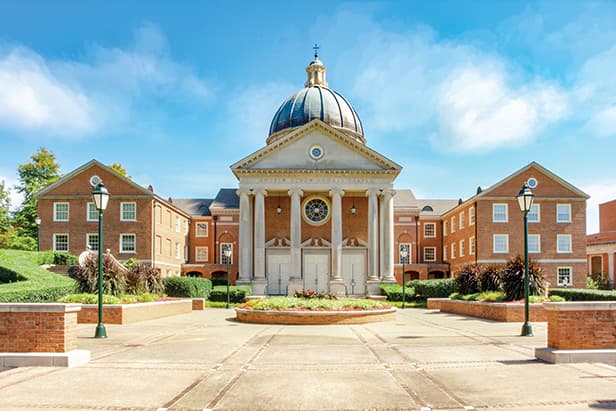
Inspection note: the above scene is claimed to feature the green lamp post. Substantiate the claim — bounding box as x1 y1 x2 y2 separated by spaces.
34 216 41 251
92 182 110 339
517 183 535 337
224 248 232 309
400 248 408 309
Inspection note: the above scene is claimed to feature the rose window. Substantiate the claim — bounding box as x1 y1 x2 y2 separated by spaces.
303 198 330 225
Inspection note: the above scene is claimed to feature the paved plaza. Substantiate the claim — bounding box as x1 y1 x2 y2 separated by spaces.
1 308 616 411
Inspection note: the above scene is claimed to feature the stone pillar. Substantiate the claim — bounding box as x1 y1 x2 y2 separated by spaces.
237 188 253 283
381 189 396 282
288 188 304 293
365 188 381 295
251 188 267 294
609 253 615 288
329 188 346 296
379 192 384 278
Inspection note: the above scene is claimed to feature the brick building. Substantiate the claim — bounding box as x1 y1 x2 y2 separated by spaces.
587 199 616 288
34 54 589 294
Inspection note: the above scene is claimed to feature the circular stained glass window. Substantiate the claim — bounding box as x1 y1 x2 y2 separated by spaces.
527 177 538 189
309 144 324 160
303 197 330 225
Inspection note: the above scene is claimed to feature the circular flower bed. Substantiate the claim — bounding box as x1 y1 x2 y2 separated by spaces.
236 297 396 325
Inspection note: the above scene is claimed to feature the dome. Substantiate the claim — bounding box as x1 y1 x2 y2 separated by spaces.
267 54 365 144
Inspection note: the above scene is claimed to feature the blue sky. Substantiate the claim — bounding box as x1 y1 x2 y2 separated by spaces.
1 1 615 232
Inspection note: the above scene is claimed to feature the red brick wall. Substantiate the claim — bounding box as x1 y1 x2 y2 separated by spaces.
546 304 616 349
599 200 616 233
443 202 477 273
437 299 547 322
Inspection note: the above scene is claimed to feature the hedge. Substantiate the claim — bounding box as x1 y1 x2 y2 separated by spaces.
0 284 77 303
210 278 229 287
209 285 252 303
549 288 616 301
379 283 416 301
37 251 78 265
0 266 26 284
164 276 212 298
408 278 457 299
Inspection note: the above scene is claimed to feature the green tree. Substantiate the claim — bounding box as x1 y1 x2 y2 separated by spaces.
109 162 131 179
13 147 61 240
0 180 10 234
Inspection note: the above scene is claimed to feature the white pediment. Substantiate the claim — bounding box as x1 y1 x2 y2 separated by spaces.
231 120 401 175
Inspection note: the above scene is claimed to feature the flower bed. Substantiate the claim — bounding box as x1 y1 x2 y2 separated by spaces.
77 299 192 324
428 298 547 322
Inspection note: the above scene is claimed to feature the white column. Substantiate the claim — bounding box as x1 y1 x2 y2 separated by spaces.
253 188 267 279
609 252 615 287
237 188 253 281
382 189 396 282
330 188 345 280
366 188 380 280
379 192 384 278
289 187 303 279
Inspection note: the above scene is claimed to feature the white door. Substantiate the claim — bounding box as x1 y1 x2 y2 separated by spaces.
342 250 367 296
303 253 330 293
267 252 290 295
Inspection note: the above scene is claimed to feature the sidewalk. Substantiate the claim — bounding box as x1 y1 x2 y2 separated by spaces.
1 308 615 410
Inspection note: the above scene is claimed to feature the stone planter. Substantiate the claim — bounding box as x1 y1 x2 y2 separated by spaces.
235 307 396 325
78 299 192 324
428 298 547 322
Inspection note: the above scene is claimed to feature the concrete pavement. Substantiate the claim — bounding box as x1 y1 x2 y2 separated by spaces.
1 308 615 410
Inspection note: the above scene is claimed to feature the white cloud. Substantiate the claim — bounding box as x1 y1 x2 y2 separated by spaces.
583 182 616 234
586 105 616 138
0 23 212 139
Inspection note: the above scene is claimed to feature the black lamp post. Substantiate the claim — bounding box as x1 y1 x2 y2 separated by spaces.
92 182 110 339
400 248 408 309
34 216 41 251
224 248 232 309
517 183 535 337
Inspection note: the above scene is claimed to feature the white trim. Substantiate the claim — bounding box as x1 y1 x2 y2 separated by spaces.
443 221 448 237
459 239 465 257
451 216 456 233
451 242 456 259
528 234 541 253
423 246 436 262
477 259 508 264
195 246 209 262
302 195 331 226
53 202 69 222
469 236 476 255
53 233 69 252
492 203 508 223
557 234 572 253
423 222 436 238
399 243 411 264
528 204 540 223
175 216 181 233
556 203 572 223
195 222 209 237
557 266 573 287
86 202 98 222
459 211 465 229
535 259 587 263
119 233 136 254
175 242 181 259
493 234 509 253
469 206 475 225
120 202 137 222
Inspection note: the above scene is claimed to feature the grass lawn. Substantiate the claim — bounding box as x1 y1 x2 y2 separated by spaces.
0 249 76 302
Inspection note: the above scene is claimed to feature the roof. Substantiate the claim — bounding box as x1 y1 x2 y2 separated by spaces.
210 189 239 209
172 198 214 217
393 189 457 217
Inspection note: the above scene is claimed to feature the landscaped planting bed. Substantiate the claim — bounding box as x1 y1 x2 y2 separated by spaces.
430 298 547 322
77 299 192 324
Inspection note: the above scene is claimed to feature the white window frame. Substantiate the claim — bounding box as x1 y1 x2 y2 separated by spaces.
175 242 181 259
493 234 509 253
528 234 541 253
399 243 411 264
557 266 573 287
87 202 98 222
459 212 465 229
443 221 448 236
120 233 136 253
166 239 172 256
175 216 180 233
443 246 447 261
195 246 209 262
196 222 209 237
459 239 465 257
221 243 233 265
492 204 508 223
53 202 69 222
557 234 572 253
423 223 436 238
120 202 137 222
470 236 476 255
86 233 99 251
557 204 571 223
184 220 189 234
469 206 475 225
451 243 456 259
53 233 69 252
423 247 436 262
451 216 456 233
527 204 540 223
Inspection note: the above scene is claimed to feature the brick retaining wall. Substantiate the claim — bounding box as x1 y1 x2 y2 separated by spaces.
78 300 192 324
544 302 616 350
431 299 547 322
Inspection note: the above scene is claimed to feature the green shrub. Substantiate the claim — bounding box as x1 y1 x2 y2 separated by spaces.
379 283 415 301
549 288 616 301
480 264 503 292
59 293 122 304
502 255 545 301
209 285 252 303
588 273 611 290
164 276 212 298
548 295 566 302
210 278 228 286
410 278 457 299
0 284 77 303
0 266 26 284
455 264 481 295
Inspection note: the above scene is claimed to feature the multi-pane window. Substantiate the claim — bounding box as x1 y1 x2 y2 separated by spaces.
451 243 457 259
493 234 509 253
451 216 456 233
167 210 172 227
444 221 448 236
53 234 69 252
195 246 209 262
527 204 540 223
528 234 540 253
557 204 571 223
443 246 448 261
459 240 465 257
87 202 98 221
423 223 436 238
184 220 189 234
557 234 572 253
423 247 436 262
557 267 572 286
121 202 136 221
54 202 69 221
86 233 99 251
196 222 209 237
470 236 476 255
120 234 136 253
399 243 411 263
493 204 508 222
166 239 172 256
175 242 181 259
155 235 162 255
469 206 475 225
459 212 465 229
221 243 233 264
175 216 180 232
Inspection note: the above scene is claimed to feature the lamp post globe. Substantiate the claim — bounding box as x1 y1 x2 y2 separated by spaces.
34 216 42 252
400 249 408 309
92 182 110 339
517 183 535 337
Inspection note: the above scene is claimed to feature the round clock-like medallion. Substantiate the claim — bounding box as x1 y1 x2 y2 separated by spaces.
303 196 330 225
309 144 324 160
527 177 538 189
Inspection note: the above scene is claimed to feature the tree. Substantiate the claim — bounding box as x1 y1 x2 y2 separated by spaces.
13 147 61 240
109 162 131 179
0 180 10 234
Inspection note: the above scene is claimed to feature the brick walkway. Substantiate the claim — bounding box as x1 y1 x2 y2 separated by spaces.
1 308 615 410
